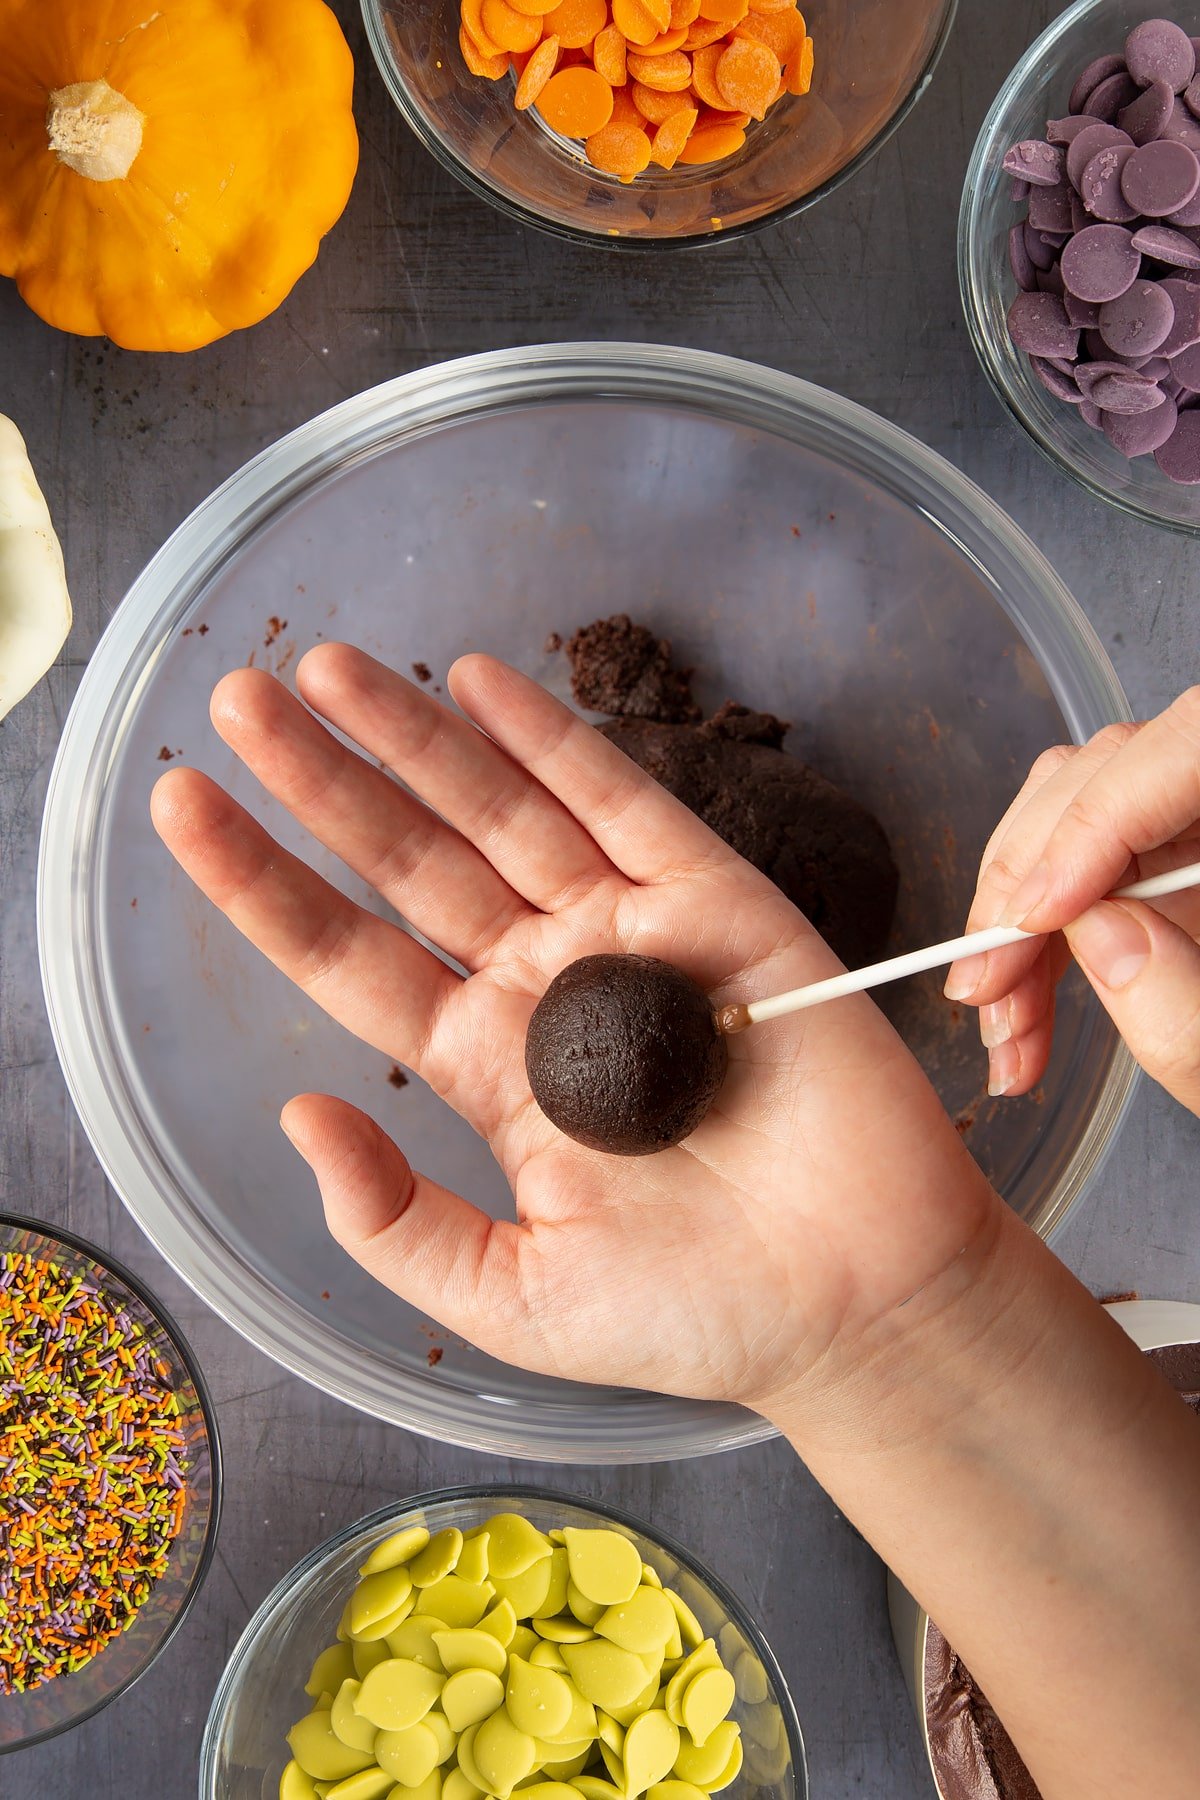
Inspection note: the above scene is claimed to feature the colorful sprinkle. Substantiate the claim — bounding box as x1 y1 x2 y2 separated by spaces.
0 1250 190 1693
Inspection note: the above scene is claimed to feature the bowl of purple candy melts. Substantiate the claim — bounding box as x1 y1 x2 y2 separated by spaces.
961 0 1200 531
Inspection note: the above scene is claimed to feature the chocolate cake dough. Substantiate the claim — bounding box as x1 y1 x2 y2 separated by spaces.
525 954 727 1156
924 1340 1200 1800
522 616 899 1156
566 616 898 970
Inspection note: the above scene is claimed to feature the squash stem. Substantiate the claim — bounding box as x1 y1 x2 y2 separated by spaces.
47 79 144 182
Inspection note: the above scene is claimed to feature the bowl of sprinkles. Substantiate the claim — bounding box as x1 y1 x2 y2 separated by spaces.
0 1214 220 1752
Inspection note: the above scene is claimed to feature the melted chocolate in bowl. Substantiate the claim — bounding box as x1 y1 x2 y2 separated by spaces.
924 1341 1200 1800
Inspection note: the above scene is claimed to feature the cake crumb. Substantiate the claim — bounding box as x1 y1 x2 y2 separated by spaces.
544 631 563 654
264 615 287 649
427 1346 444 1367
156 745 180 761
387 1064 409 1089
565 614 699 723
411 662 432 684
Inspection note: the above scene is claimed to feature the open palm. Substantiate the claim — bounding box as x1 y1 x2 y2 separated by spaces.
152 645 994 1412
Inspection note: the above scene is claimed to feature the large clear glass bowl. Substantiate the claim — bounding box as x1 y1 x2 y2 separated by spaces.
199 1484 807 1800
361 0 957 245
0 1214 220 1753
38 343 1137 1464
960 0 1200 534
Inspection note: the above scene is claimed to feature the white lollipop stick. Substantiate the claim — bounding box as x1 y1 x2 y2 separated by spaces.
717 858 1200 1034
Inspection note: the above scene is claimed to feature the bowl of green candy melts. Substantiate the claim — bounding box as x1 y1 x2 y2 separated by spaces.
200 1484 807 1800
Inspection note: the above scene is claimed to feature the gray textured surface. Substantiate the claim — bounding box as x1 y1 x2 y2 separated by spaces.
2 1 1198 1795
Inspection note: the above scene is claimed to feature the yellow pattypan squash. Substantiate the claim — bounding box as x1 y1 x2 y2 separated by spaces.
0 0 359 351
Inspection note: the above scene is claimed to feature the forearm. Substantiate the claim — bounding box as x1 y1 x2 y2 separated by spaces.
764 1197 1200 1800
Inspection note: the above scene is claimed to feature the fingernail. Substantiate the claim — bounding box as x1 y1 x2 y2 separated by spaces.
987 1039 1021 1098
945 953 988 1002
1000 860 1050 927
1068 901 1151 991
979 1000 1012 1049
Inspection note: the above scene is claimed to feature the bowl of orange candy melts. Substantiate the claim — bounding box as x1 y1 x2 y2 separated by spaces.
362 0 958 244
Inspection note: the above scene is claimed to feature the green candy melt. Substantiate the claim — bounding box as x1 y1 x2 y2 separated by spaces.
280 1512 756 1800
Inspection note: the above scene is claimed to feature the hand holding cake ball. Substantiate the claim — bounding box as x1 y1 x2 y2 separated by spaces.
153 646 1200 1800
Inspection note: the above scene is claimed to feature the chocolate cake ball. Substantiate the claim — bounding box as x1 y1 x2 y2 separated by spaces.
525 954 727 1156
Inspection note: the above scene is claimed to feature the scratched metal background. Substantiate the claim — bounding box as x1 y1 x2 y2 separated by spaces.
3 2 1199 1795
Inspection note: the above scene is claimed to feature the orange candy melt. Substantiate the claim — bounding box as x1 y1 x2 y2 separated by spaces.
714 35 777 117
650 104 698 166
457 0 812 174
585 119 654 179
515 33 562 105
631 79 693 122
627 48 693 88
537 63 616 133
483 0 544 51
544 0 609 46
593 23 628 83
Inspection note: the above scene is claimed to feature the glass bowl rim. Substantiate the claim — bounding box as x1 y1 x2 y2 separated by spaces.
359 0 960 251
37 340 1139 1464
198 1479 809 1800
957 0 1200 537
0 1210 223 1754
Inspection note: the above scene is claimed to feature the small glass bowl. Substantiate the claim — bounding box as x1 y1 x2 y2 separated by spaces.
361 0 957 247
960 0 1200 534
200 1483 808 1800
0 1214 221 1753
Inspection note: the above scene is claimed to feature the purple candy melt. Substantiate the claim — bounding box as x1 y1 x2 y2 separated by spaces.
1030 356 1083 402
1084 332 1153 366
1080 145 1139 221
1069 52 1127 114
1007 290 1080 359
1098 277 1176 354
1025 220 1057 270
1084 71 1141 122
1170 336 1200 386
1089 370 1168 412
1009 221 1038 291
1066 121 1131 188
1049 114 1101 143
1103 392 1179 454
1155 407 1200 477
1161 97 1200 151
1131 222 1200 266
1158 277 1200 352
1001 32 1200 479
1076 356 1147 389
1064 289 1102 327
1028 182 1075 233
1062 224 1141 302
1120 138 1200 215
1118 76 1175 144
1003 140 1067 186
1124 19 1195 92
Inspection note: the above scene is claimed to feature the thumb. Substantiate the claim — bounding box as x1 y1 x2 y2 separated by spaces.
280 1093 534 1360
1064 900 1200 1114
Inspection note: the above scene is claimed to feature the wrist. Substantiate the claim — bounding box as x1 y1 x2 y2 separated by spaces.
753 1188 1047 1455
